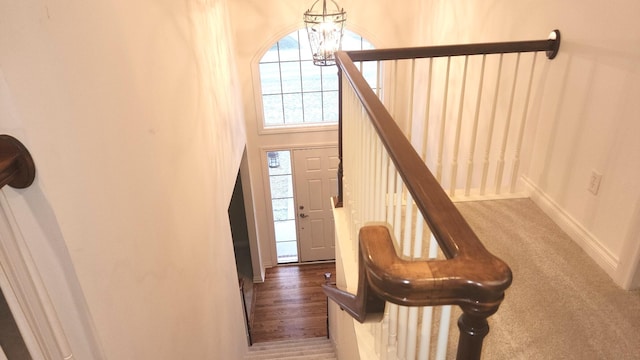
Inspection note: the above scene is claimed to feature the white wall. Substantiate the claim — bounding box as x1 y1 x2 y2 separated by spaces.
228 0 429 274
0 0 249 358
417 0 640 288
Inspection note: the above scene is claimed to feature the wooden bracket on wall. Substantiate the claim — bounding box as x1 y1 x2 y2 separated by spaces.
0 135 36 189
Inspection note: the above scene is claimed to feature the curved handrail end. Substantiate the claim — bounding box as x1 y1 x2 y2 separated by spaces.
0 135 36 189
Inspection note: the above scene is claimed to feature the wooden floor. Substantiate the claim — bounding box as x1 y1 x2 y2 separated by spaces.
250 262 336 343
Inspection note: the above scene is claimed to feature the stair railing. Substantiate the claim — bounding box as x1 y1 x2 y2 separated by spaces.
0 135 36 189
326 31 560 359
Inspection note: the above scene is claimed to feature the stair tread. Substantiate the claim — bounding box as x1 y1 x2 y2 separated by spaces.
251 337 329 345
250 338 329 349
246 355 336 360
246 337 336 360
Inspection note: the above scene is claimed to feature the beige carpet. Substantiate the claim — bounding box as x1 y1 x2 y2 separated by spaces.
455 198 640 359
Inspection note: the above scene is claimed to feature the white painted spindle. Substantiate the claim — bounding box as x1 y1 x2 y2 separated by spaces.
480 54 504 195
495 52 521 194
407 59 416 139
436 57 451 182
450 56 469 196
510 52 538 193
435 305 452 360
465 55 487 196
421 58 433 162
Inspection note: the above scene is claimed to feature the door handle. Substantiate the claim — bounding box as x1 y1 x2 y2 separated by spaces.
299 213 309 218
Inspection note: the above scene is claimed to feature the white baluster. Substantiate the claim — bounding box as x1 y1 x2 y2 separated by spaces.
435 305 452 360
378 149 389 222
374 321 382 357
364 120 373 222
388 303 399 359
511 52 538 193
406 201 421 359
417 306 433 360
386 160 395 232
398 194 415 359
376 60 383 99
495 52 521 194
398 305 409 359
480 54 504 195
413 213 424 259
407 306 419 359
465 55 487 196
421 58 433 163
403 196 414 258
436 57 451 183
407 59 416 140
450 56 469 196
388 164 403 357
391 60 399 119
393 172 403 247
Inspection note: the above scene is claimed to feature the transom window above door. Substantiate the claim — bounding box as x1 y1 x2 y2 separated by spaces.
258 29 375 131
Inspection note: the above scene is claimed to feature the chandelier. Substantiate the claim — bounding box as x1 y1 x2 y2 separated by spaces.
303 0 346 66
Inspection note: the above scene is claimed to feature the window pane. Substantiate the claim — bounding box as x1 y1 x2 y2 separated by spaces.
269 174 293 198
261 43 279 63
274 220 296 242
259 29 374 129
342 30 363 50
323 91 338 122
362 61 378 89
321 66 339 91
362 40 375 50
301 61 321 92
298 29 313 61
276 240 298 263
272 198 295 221
260 62 281 95
267 150 291 175
262 95 283 125
283 93 303 124
303 92 323 123
280 62 301 93
278 32 300 61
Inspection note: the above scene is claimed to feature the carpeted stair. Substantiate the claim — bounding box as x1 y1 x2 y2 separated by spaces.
245 337 336 360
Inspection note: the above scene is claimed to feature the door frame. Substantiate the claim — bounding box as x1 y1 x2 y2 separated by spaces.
260 143 338 266
0 191 72 359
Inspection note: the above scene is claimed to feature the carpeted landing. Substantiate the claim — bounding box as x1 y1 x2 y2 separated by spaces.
456 198 640 360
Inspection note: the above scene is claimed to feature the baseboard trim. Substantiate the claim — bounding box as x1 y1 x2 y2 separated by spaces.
449 191 529 203
522 176 619 279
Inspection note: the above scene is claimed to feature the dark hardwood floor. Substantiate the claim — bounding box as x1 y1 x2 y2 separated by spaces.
250 262 336 343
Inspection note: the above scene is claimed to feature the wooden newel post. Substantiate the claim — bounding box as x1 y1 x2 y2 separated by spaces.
456 304 499 360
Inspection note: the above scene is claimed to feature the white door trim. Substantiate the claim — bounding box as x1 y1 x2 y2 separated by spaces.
0 191 73 359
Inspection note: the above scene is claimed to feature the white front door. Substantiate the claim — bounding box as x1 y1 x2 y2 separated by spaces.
293 147 339 262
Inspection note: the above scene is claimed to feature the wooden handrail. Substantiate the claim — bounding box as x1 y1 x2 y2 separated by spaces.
323 225 510 312
346 29 560 61
326 31 561 359
0 135 36 190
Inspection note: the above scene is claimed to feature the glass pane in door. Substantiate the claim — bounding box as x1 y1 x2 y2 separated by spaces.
267 150 298 263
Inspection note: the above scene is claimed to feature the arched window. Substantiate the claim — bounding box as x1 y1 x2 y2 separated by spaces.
258 29 375 129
